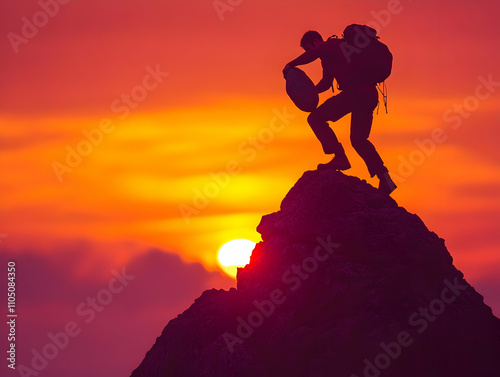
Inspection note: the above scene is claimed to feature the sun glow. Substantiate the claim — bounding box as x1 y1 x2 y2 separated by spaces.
217 238 256 278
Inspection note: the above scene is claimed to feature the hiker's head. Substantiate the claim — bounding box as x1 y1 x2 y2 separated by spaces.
300 31 323 51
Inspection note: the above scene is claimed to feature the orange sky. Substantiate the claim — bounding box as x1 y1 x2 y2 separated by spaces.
1 1 499 376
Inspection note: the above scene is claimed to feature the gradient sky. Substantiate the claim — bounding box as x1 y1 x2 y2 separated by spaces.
1 1 499 376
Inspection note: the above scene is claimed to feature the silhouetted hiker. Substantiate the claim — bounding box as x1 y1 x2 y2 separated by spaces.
283 29 397 194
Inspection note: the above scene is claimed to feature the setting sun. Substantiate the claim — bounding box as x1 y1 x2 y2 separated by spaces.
217 238 256 278
218 238 256 266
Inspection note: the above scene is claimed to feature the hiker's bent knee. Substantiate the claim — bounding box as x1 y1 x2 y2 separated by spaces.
308 110 325 128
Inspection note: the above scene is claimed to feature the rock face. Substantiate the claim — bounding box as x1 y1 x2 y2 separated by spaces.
131 170 500 377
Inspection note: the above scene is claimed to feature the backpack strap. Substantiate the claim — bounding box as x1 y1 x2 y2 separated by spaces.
376 81 389 114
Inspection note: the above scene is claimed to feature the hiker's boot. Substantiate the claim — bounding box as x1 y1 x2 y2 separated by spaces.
378 171 397 195
318 154 351 171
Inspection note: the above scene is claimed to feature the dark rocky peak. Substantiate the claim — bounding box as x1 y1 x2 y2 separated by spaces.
131 170 500 377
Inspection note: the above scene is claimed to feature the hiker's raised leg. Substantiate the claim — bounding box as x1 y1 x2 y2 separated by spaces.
307 95 350 155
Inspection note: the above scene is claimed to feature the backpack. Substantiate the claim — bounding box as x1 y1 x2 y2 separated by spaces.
341 24 393 85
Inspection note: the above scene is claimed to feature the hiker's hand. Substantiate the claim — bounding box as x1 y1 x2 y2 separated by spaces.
282 64 293 78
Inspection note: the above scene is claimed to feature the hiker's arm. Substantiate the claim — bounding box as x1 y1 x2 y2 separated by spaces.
316 63 334 93
283 49 320 76
316 76 333 93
